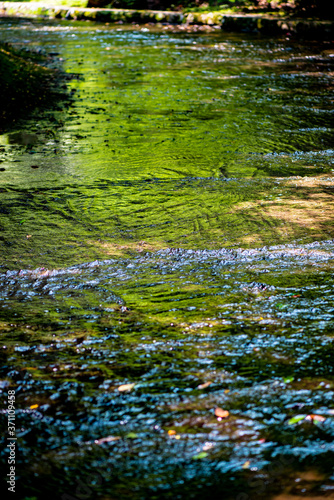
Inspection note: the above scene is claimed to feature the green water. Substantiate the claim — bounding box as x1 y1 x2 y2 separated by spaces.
0 18 334 500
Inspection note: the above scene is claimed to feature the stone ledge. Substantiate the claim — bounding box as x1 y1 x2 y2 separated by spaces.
0 2 185 23
0 3 333 36
221 14 334 37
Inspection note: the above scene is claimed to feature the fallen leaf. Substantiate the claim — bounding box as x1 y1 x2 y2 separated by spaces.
126 432 138 439
197 381 212 390
305 414 326 423
94 436 121 445
214 407 229 419
118 383 135 392
168 430 176 436
242 461 251 469
288 415 307 425
30 404 39 410
203 442 214 451
192 452 208 460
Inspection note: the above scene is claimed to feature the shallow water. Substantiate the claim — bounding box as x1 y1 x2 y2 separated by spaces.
0 18 334 500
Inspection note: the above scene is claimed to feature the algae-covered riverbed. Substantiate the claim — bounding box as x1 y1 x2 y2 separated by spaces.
0 18 334 500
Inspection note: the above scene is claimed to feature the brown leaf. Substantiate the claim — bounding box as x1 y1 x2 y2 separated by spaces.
197 381 212 390
305 414 326 422
94 436 121 445
118 383 135 392
214 408 229 419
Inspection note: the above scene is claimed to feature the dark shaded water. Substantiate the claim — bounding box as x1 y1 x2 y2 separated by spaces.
0 18 334 500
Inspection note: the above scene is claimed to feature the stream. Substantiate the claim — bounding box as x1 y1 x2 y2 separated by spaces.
0 17 334 500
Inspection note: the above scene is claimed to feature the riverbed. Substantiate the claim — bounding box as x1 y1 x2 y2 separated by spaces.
0 18 334 499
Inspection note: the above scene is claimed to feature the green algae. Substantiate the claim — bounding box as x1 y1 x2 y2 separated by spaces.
1 21 334 268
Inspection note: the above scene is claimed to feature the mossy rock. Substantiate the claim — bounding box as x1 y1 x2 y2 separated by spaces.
185 11 223 25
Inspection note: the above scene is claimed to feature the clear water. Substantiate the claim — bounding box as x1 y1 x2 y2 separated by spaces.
0 18 334 500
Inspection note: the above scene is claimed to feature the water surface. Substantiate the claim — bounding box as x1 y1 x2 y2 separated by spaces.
0 18 334 500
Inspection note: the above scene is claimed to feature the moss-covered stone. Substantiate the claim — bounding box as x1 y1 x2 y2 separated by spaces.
221 14 334 37
0 2 185 24
185 11 224 25
1 2 334 35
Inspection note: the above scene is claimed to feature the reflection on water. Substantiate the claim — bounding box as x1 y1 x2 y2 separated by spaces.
0 18 334 500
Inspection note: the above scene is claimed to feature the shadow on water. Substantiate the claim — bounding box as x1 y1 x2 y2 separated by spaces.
0 17 334 500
